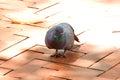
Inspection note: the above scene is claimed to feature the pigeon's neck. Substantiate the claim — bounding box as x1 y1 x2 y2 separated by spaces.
53 32 62 42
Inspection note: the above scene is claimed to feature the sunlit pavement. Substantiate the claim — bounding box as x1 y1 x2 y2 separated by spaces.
0 0 120 80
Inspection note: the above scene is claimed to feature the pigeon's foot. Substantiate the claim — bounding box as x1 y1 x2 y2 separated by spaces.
50 53 66 58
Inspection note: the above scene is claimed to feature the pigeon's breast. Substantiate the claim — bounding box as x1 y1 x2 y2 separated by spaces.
45 30 66 49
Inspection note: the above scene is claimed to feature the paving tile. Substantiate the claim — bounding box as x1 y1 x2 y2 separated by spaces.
77 28 113 45
0 46 83 70
0 75 20 80
16 25 47 37
78 43 98 53
29 44 117 68
0 34 27 52
0 50 43 69
35 3 63 19
71 77 114 80
7 59 103 79
0 60 5 65
6 24 47 45
30 45 55 54
90 49 120 71
0 26 25 53
72 44 117 67
99 63 120 79
0 67 11 75
0 27 21 38
9 2 64 24
21 0 39 7
29 45 85 65
16 27 47 45
5 8 43 24
0 27 28 60
6 59 56 78
43 61 103 79
117 78 120 80
22 75 67 80
0 0 120 80
0 37 38 60
30 11 70 28
92 77 114 80
46 76 68 80
0 0 27 13
2 0 62 24
31 0 61 10
22 76 114 80
5 23 47 33
0 20 11 28
44 11 69 23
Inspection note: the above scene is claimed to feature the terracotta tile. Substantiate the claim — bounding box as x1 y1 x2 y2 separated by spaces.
7 59 55 78
117 78 120 80
0 60 5 65
30 45 85 65
7 59 103 79
0 37 39 60
43 62 103 79
29 44 116 69
29 45 55 54
100 63 120 79
22 75 67 80
90 49 120 71
0 34 27 52
32 0 61 9
0 0 26 11
7 24 48 45
0 0 120 80
0 75 19 80
3 0 62 24
0 27 20 38
0 47 83 70
35 3 63 19
0 67 11 75
0 50 43 69
0 20 11 28
30 12 69 28
72 45 117 67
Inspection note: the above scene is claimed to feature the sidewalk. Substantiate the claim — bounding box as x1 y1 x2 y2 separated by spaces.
0 0 120 80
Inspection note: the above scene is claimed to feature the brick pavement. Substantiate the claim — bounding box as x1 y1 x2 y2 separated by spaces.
0 0 120 80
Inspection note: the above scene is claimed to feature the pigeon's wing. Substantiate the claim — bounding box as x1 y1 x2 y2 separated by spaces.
74 34 80 42
62 25 74 50
61 23 80 42
69 25 80 42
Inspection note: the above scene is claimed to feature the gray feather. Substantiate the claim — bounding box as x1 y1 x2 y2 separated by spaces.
45 23 79 57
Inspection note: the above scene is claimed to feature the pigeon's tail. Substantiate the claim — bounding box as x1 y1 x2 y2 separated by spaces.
74 34 80 42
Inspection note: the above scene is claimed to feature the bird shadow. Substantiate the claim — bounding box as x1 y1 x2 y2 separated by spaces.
47 44 85 64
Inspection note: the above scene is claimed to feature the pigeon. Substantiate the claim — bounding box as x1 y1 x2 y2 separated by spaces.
45 23 79 57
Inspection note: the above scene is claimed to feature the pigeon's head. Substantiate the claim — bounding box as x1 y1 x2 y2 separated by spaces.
55 26 63 33
55 26 63 37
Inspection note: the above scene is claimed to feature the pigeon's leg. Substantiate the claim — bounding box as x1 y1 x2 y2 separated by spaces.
55 49 58 54
50 49 59 57
50 49 66 58
62 49 66 58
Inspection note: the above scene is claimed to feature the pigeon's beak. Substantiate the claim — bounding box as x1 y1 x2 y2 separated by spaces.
57 33 62 37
